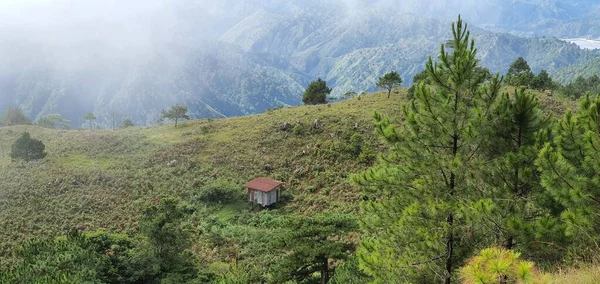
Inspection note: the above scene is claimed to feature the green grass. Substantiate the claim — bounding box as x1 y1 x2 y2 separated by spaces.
0 89 578 269
0 91 404 266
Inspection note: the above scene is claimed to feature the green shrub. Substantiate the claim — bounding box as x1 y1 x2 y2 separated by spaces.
10 132 47 161
196 179 241 203
459 247 547 284
292 123 306 135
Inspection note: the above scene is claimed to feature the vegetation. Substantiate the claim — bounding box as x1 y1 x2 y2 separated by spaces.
3 15 600 284
459 247 542 284
84 112 96 130
354 16 600 283
160 105 190 127
35 113 71 129
0 90 399 282
0 108 31 126
10 132 47 162
560 75 600 99
376 71 402 98
120 118 135 129
355 16 502 283
302 78 331 105
506 57 534 87
531 69 556 91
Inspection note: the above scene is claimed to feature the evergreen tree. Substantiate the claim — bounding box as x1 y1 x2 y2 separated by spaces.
506 57 534 87
269 214 357 284
36 113 71 129
561 75 600 99
11 132 47 161
120 118 135 129
302 78 331 105
0 107 31 126
139 198 197 281
479 88 563 261
531 69 554 91
536 94 600 258
376 71 403 98
160 105 190 127
354 16 502 283
84 112 96 130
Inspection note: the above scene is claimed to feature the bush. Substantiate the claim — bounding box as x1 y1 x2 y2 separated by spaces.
11 132 47 161
196 179 241 203
459 247 547 284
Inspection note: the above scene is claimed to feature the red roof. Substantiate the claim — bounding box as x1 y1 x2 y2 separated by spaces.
247 177 283 192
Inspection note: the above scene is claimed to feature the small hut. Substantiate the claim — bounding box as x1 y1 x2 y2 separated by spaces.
247 177 283 207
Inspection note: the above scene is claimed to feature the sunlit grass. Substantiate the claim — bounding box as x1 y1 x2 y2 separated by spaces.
0 88 576 269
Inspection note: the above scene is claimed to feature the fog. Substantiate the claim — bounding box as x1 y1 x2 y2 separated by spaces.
0 0 501 69
0 0 585 127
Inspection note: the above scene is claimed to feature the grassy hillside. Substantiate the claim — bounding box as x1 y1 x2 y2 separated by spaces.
0 88 586 280
0 91 405 266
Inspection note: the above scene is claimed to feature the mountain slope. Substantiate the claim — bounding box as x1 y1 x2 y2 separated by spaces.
1 0 599 127
0 88 575 269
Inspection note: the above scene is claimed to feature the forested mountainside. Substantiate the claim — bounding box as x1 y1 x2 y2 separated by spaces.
2 0 600 128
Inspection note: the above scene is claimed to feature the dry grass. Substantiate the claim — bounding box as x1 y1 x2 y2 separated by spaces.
547 265 600 284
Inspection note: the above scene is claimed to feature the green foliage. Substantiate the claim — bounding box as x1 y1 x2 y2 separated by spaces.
343 91 357 100
459 247 544 284
347 133 364 158
407 69 429 99
35 113 71 129
480 88 567 262
10 132 47 161
139 198 197 281
354 16 503 283
530 70 556 91
560 75 600 99
84 112 96 130
0 198 203 284
0 229 155 284
160 105 190 127
0 107 31 126
329 256 372 284
302 78 331 105
195 179 241 204
507 57 534 87
376 71 403 98
268 213 358 284
536 94 600 260
120 118 135 129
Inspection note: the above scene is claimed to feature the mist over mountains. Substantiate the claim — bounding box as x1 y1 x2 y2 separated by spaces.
1 0 600 127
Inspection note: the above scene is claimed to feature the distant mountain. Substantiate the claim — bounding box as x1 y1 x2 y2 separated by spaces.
1 0 599 127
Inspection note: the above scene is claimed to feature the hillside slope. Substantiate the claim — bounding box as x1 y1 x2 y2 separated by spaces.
0 91 405 265
0 89 585 282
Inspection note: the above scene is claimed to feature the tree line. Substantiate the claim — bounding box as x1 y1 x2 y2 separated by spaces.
353 16 600 283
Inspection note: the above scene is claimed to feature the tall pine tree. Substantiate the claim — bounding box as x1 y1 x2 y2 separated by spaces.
354 16 501 283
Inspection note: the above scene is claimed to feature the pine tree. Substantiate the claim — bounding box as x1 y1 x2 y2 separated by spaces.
479 88 561 258
506 57 534 87
302 78 331 105
160 105 190 127
84 112 96 130
269 214 357 284
536 94 600 257
0 107 31 126
531 70 554 91
376 71 403 98
353 16 501 283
